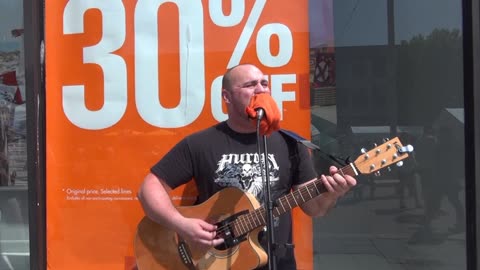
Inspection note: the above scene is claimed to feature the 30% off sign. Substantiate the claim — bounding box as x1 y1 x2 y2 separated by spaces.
61 0 299 130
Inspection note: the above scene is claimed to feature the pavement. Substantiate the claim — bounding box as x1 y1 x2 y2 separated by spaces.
312 187 466 270
313 187 466 270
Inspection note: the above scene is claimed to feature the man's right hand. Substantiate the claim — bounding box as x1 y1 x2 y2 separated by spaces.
137 174 225 249
176 218 225 250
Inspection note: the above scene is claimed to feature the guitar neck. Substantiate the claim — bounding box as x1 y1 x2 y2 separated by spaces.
232 163 358 236
272 163 358 217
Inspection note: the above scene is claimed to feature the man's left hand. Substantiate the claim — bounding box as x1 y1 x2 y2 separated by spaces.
319 166 357 199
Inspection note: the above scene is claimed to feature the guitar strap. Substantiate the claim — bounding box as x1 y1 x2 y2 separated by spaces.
279 129 350 167
278 129 302 184
272 129 307 254
278 129 320 151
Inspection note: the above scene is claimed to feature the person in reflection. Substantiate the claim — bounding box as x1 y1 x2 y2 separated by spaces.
415 126 438 226
0 153 8 187
411 125 465 244
435 127 465 233
0 167 8 187
10 171 16 186
137 64 357 269
396 132 422 209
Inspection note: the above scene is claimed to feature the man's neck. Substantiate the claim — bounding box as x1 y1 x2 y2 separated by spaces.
226 118 256 134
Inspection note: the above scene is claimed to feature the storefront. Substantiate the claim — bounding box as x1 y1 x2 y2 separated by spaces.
0 0 478 269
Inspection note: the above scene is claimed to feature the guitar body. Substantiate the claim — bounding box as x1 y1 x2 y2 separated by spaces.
134 187 268 270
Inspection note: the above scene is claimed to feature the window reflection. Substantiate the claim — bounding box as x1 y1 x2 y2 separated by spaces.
309 0 466 269
0 0 29 269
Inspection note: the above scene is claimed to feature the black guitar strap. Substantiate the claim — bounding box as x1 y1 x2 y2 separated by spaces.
279 129 350 167
278 129 302 184
279 129 320 151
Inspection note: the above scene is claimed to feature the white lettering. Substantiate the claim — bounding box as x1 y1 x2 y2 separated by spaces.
270 74 296 119
209 0 244 27
62 0 127 130
256 23 293 67
135 0 206 128
211 75 228 122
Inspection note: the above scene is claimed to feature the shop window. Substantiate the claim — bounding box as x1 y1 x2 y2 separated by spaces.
0 1 29 269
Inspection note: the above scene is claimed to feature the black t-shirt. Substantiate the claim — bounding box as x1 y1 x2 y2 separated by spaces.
151 121 317 269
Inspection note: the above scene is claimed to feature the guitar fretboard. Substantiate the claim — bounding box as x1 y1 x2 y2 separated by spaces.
230 164 357 237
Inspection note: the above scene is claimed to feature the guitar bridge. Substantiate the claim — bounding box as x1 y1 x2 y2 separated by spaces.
177 238 195 270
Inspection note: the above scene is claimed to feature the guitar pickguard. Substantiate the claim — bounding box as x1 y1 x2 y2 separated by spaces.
214 210 249 250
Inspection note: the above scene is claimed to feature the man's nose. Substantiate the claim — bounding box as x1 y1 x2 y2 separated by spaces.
254 83 269 94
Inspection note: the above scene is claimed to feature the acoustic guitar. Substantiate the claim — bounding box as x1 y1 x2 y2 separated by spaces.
134 137 413 270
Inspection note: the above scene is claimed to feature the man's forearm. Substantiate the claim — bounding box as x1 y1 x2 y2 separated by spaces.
137 173 185 230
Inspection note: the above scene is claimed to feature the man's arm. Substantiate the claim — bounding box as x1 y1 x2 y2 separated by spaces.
137 173 185 229
296 166 356 217
137 173 224 248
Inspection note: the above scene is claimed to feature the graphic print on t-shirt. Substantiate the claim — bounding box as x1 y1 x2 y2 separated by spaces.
213 152 280 201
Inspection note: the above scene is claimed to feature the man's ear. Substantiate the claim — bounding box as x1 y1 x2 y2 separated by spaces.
222 89 230 104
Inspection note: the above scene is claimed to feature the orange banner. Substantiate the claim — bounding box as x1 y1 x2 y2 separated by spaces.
45 1 311 269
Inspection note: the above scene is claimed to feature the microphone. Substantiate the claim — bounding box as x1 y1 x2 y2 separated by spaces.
245 93 280 135
255 108 265 120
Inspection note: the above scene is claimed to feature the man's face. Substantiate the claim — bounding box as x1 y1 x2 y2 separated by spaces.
223 65 270 119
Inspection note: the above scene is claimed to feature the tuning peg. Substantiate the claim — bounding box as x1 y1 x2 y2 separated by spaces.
387 166 392 172
396 161 404 167
373 143 378 147
374 171 381 177
399 144 414 153
382 138 390 142
360 148 370 159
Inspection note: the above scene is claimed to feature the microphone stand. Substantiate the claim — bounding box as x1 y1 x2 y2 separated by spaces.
255 110 277 270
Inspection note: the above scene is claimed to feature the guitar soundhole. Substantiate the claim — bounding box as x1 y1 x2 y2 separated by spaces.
214 234 246 251
215 242 228 251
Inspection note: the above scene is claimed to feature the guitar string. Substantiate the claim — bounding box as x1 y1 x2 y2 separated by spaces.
216 143 395 236
214 166 355 238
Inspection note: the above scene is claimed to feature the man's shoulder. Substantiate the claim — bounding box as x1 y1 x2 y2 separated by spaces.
183 122 228 145
188 122 225 137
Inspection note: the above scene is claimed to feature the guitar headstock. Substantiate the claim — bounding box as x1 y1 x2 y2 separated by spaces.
353 137 414 175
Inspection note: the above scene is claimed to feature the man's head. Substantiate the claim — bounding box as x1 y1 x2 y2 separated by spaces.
221 64 270 124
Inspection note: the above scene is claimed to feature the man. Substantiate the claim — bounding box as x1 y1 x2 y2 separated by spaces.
137 64 357 269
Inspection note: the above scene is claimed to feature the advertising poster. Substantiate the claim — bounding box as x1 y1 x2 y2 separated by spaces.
46 0 311 269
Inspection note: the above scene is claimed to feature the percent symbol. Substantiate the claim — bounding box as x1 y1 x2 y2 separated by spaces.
209 0 293 68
